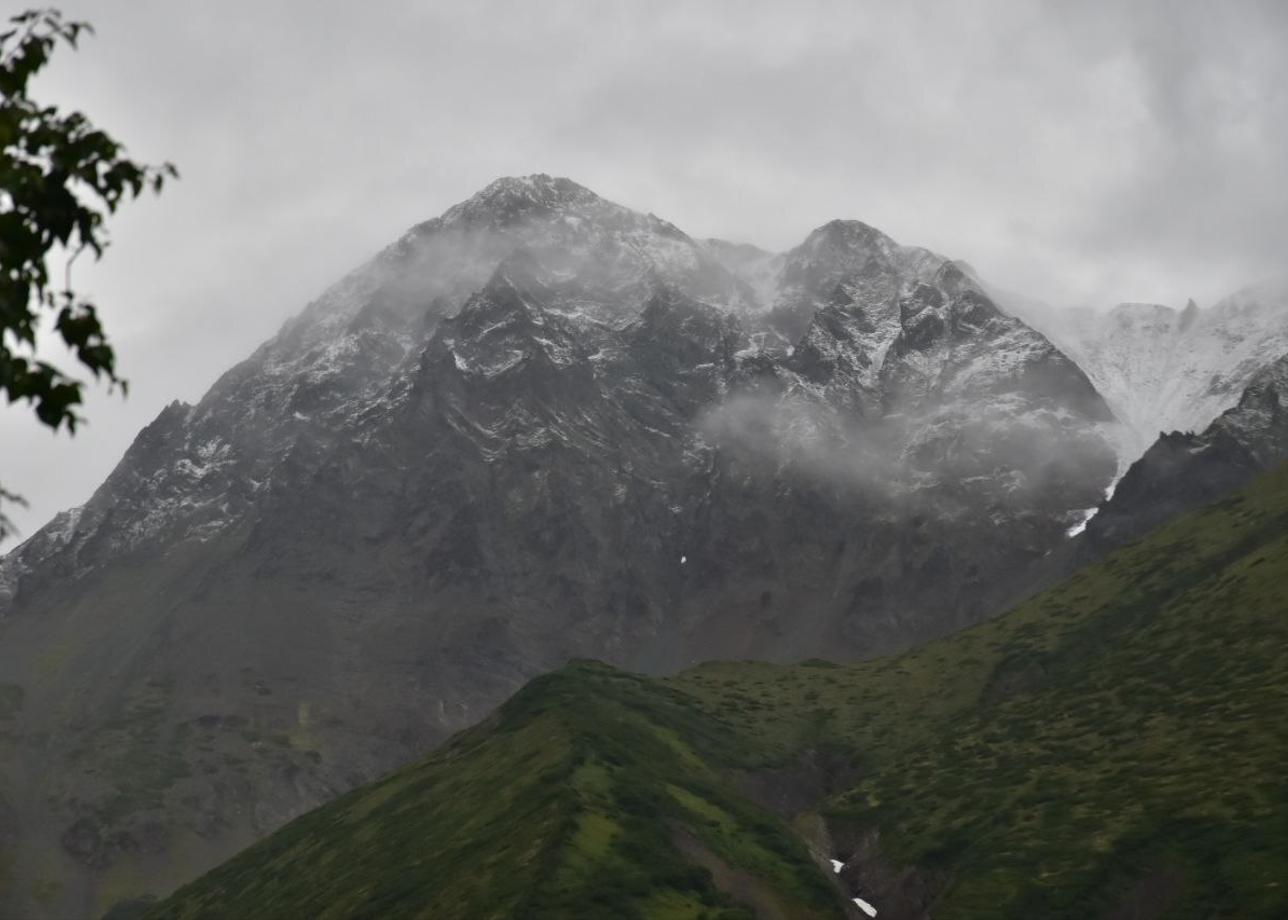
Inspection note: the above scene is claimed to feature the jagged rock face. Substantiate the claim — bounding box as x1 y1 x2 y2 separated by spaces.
1081 354 1288 555
1027 281 1288 461
767 219 945 344
0 175 1117 917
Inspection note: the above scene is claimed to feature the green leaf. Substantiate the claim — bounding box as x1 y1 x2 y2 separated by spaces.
0 6 176 432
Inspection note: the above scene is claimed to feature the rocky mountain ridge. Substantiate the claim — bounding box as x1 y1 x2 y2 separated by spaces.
0 175 1123 918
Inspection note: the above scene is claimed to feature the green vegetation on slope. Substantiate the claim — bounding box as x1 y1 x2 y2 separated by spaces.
147 664 844 920
151 463 1288 918
671 465 1288 917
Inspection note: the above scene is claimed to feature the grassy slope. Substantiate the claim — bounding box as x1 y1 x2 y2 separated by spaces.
151 464 1288 918
147 664 844 920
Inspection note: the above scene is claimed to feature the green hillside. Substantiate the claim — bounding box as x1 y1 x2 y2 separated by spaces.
149 463 1288 919
143 662 846 920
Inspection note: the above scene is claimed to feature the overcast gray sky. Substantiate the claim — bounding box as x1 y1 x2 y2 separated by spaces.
2 0 1286 547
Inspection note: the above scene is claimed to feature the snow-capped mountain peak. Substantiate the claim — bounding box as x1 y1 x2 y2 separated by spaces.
436 174 680 240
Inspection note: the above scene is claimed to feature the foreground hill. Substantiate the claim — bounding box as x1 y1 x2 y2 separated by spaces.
142 665 849 920
149 462 1288 919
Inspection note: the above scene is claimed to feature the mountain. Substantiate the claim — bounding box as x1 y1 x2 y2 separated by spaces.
1025 279 1288 461
148 459 1288 920
0 176 1118 918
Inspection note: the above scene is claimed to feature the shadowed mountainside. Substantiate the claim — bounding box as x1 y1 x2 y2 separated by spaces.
149 460 1288 919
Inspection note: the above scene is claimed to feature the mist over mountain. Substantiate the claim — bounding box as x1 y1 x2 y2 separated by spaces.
1 175 1285 918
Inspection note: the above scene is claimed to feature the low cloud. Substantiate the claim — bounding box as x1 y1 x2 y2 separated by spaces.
698 392 902 492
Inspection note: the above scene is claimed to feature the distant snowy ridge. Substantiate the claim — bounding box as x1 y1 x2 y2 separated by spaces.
1016 277 1288 463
